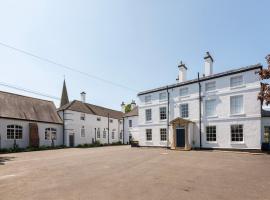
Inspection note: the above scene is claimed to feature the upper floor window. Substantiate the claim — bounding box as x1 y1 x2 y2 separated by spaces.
159 92 167 101
160 128 167 141
179 87 189 97
7 125 23 139
159 107 167 120
129 120 132 127
145 95 152 103
231 124 243 142
205 81 216 92
146 129 152 141
206 126 216 142
110 119 113 123
230 95 243 115
80 113 85 121
97 128 101 138
103 129 106 138
81 126 85 137
97 117 101 121
45 128 57 140
205 99 216 117
145 109 152 121
230 75 243 87
180 104 189 118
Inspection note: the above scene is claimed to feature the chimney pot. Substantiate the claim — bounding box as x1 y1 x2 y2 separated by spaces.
177 61 187 83
81 92 86 103
204 52 214 76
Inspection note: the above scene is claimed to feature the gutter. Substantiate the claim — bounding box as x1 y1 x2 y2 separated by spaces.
197 73 202 149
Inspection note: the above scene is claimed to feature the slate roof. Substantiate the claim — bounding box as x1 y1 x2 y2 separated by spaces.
0 91 62 124
124 106 138 117
138 64 262 96
58 100 124 119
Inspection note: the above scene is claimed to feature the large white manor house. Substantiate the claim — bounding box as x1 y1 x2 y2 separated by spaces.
134 52 270 150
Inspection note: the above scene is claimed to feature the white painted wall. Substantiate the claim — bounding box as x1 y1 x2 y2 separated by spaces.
123 115 139 144
0 118 63 149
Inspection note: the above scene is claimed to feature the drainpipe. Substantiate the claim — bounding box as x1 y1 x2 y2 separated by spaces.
94 128 96 143
166 86 170 148
63 110 65 146
107 113 110 144
122 117 125 144
197 73 202 149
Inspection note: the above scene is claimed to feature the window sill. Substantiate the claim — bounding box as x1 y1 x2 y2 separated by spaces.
159 119 167 122
231 142 245 145
145 120 153 124
145 102 152 105
230 85 246 90
230 113 246 117
206 141 218 144
179 95 190 99
205 90 217 93
206 115 218 119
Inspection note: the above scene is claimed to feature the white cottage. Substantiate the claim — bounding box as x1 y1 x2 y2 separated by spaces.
137 52 269 150
0 91 63 149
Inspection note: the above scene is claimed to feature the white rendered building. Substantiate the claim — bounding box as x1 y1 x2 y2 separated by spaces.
137 52 269 150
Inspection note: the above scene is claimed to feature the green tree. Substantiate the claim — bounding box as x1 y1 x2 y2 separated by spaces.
258 55 270 105
125 104 131 113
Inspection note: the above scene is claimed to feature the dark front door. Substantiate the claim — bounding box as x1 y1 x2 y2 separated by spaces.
69 134 74 147
176 128 185 147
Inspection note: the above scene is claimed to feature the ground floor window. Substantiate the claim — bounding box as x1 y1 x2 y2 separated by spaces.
97 128 100 138
264 126 270 143
103 129 106 138
160 128 167 141
81 126 85 137
146 129 152 141
45 128 57 140
206 126 216 142
112 130 115 139
7 125 23 139
120 131 123 139
231 124 243 142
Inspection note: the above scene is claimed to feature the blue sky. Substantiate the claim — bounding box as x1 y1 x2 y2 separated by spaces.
0 0 269 110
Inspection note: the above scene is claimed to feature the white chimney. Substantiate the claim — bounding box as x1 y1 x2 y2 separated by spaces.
81 92 86 103
177 61 187 83
131 100 136 110
121 102 125 113
204 52 214 76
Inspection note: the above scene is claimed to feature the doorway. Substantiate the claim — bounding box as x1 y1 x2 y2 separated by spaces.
69 134 74 147
176 128 185 147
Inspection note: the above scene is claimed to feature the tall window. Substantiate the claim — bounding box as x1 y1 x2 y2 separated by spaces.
230 76 243 87
97 128 100 138
129 120 132 127
159 92 167 101
179 87 188 96
120 130 123 139
264 126 270 143
206 126 216 142
160 128 167 141
205 99 216 117
112 130 115 139
7 125 23 139
80 113 85 120
205 81 216 92
145 109 152 121
103 129 106 138
180 104 189 118
145 95 151 103
146 129 152 141
45 128 57 140
110 119 113 123
230 95 243 114
231 124 243 142
81 126 85 137
159 107 167 120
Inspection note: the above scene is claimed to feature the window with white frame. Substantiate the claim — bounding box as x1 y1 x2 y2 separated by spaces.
159 92 167 101
205 99 216 117
180 104 189 118
103 129 106 138
231 124 243 142
112 130 115 139
160 128 167 141
120 130 123 139
97 128 100 138
146 129 152 141
145 95 151 103
206 126 216 142
45 128 57 140
205 81 216 92
129 120 132 127
230 75 243 87
7 125 23 139
159 107 167 120
81 126 85 137
145 109 152 121
179 87 188 96
264 126 270 143
80 113 85 120
230 95 243 115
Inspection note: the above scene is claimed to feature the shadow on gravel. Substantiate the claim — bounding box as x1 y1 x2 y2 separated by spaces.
0 156 15 165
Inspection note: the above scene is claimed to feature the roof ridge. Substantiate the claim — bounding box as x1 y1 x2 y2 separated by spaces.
84 101 123 113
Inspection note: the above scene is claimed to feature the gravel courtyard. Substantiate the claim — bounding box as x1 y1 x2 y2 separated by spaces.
0 146 270 200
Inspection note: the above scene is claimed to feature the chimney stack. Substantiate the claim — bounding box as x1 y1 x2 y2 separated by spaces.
131 100 136 110
121 102 125 113
81 92 86 103
177 61 187 83
204 52 214 76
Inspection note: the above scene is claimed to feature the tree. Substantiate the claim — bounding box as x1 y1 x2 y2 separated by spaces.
258 54 270 105
125 104 131 113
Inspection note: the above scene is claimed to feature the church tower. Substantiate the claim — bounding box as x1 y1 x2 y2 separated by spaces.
60 79 69 107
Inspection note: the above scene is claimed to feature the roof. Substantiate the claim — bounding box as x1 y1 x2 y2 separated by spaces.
0 91 62 124
138 63 262 96
124 106 138 117
60 80 69 107
262 109 270 117
58 100 124 119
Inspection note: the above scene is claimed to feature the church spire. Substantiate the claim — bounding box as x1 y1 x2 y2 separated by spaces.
60 79 69 107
